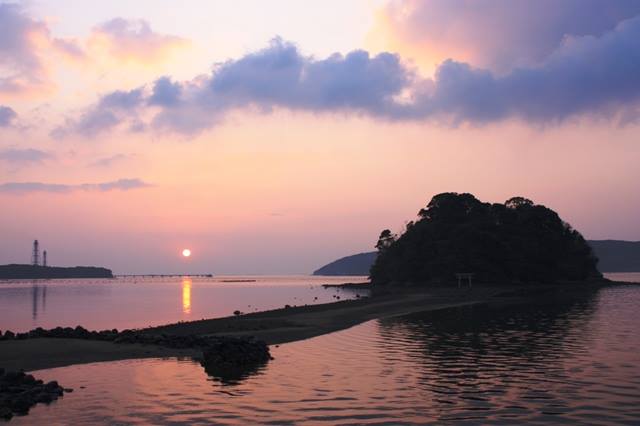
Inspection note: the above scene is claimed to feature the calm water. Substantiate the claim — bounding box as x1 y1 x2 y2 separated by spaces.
0 276 368 332
12 279 640 425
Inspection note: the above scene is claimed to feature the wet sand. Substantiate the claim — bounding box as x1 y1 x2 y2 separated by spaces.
0 338 198 372
2 282 629 372
146 286 497 344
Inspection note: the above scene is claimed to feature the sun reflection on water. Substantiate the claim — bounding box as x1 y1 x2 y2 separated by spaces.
182 277 192 314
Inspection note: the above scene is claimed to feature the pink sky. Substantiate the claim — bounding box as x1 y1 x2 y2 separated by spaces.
1 1 640 274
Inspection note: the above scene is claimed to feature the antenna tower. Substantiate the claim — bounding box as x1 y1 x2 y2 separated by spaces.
31 240 40 266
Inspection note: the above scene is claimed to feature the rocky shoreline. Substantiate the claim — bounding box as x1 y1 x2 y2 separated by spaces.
0 369 68 421
0 326 272 357
0 326 272 419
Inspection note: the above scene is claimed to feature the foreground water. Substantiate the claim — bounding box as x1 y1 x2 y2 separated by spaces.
12 277 640 425
0 275 368 332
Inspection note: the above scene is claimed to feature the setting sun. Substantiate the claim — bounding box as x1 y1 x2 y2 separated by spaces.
182 249 191 257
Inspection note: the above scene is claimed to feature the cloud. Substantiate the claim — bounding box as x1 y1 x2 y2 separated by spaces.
0 178 152 194
52 87 144 137
63 38 414 135
0 148 52 164
0 7 183 98
377 0 640 71
148 76 182 107
0 105 16 126
0 2 47 95
60 17 640 136
89 153 128 167
0 2 83 96
89 18 187 63
421 14 640 123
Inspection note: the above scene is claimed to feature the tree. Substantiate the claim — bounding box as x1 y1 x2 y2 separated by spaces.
505 196 534 209
375 229 396 253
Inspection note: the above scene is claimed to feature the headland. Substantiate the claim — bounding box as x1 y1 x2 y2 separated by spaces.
0 264 113 280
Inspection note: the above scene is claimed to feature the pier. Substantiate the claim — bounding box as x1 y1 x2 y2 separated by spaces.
116 274 213 278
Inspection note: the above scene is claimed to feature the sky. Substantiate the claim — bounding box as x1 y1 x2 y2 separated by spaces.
1 0 640 274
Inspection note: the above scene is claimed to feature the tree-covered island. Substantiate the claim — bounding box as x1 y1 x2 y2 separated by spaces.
370 193 601 285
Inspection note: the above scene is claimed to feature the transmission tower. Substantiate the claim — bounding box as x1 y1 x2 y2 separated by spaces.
43 250 48 267
31 240 40 266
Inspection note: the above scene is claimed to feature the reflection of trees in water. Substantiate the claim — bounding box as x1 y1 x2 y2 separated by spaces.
381 290 599 359
376 290 601 406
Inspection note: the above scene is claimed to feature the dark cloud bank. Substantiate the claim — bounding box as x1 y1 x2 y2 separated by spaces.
59 12 640 137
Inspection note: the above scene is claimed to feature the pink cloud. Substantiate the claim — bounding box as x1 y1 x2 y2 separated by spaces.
89 18 188 64
0 178 152 194
377 0 640 71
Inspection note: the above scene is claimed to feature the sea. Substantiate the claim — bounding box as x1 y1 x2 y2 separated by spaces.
1 273 639 425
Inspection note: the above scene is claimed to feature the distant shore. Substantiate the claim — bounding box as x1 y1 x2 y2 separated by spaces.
0 280 636 372
0 264 113 280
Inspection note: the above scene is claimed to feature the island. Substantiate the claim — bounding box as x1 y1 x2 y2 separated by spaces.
0 264 113 280
313 252 377 276
370 193 601 284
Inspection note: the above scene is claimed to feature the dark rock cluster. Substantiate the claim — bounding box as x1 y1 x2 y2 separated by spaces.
0 326 122 342
201 337 272 384
0 369 68 421
1 326 265 351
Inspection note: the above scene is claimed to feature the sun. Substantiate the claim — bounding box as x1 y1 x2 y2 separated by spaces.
182 248 191 257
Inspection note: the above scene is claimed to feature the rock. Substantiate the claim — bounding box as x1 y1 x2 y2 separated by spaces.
3 371 25 383
200 336 272 384
74 326 91 339
10 395 32 414
0 406 13 420
0 370 66 418
35 392 54 403
44 381 59 391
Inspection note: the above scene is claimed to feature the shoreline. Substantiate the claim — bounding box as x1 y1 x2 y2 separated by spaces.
1 281 636 372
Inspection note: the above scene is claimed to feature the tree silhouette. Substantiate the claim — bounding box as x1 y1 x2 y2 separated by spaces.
370 193 600 285
375 229 397 253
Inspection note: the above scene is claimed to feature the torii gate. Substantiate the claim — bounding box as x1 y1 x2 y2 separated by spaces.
455 272 474 288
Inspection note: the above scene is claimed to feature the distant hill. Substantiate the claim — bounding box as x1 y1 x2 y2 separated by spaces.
313 240 640 276
0 264 113 280
589 240 640 272
313 252 377 276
